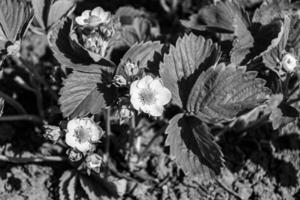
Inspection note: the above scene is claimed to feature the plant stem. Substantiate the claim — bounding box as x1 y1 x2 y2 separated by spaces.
0 114 43 124
138 124 167 160
0 155 65 163
128 112 136 160
104 107 111 177
0 91 27 114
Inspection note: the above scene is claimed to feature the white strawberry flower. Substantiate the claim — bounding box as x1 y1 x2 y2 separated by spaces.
65 118 103 153
282 53 298 72
75 7 111 27
130 75 171 117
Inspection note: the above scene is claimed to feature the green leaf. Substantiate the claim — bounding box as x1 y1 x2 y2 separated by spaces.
115 41 162 78
32 0 75 31
59 170 77 200
107 17 151 57
48 18 115 74
261 16 290 73
252 0 290 25
165 113 224 178
230 14 254 65
79 174 119 200
59 70 114 118
187 63 271 123
115 6 145 24
287 13 300 58
0 0 33 43
181 0 248 33
159 33 220 108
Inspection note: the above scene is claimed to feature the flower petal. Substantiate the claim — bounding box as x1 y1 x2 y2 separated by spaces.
141 104 164 117
155 87 172 105
67 118 80 133
65 131 78 149
149 78 164 91
91 7 104 17
75 16 87 26
137 75 153 89
82 10 91 18
130 79 140 95
76 142 94 153
130 92 143 111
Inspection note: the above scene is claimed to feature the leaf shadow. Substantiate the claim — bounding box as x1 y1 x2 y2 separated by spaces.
219 125 299 187
178 45 220 108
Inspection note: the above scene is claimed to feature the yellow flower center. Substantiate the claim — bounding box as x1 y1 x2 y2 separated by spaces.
74 126 91 144
139 89 156 105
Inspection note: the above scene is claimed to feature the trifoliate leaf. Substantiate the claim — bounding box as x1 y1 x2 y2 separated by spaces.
165 113 224 178
187 63 271 123
116 41 162 79
230 14 254 64
58 170 77 200
159 33 220 108
48 18 115 74
32 0 75 32
59 70 114 118
0 0 33 46
79 174 119 200
181 0 248 33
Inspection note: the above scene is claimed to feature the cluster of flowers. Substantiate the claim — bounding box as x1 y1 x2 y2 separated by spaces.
45 6 172 174
45 118 103 174
74 7 116 58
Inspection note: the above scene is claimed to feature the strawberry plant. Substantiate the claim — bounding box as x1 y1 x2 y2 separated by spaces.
1 0 300 199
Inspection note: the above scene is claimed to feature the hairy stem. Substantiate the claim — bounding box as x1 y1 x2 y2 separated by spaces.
104 107 111 177
0 114 43 124
0 155 65 163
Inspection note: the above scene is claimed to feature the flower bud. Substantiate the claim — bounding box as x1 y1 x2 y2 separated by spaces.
66 148 83 162
113 75 127 86
86 153 103 173
119 105 133 119
282 53 298 72
124 61 139 77
44 125 62 143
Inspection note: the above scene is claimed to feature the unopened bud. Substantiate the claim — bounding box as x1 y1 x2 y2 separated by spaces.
86 153 103 173
44 125 62 143
66 148 83 162
282 53 298 72
124 61 139 77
